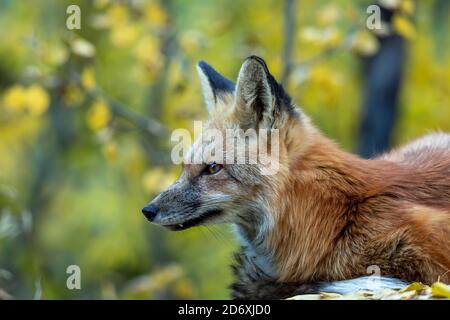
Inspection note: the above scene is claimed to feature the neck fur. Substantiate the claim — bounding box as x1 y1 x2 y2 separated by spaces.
236 119 397 282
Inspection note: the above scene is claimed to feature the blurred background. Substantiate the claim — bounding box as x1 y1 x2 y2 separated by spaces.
0 0 449 299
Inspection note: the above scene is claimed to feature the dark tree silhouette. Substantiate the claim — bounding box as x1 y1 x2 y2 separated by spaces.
358 4 406 158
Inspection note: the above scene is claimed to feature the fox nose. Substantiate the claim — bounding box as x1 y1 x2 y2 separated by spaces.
142 204 159 222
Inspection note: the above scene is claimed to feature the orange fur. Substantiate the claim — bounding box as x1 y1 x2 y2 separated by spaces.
145 57 450 298
266 121 450 284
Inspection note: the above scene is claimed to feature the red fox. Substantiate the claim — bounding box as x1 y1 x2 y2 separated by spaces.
142 56 450 299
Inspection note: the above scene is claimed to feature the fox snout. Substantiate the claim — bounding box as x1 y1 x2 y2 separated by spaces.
141 194 225 232
140 183 197 231
141 203 159 222
141 175 230 231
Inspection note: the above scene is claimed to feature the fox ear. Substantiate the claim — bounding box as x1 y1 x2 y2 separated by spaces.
234 56 287 129
197 61 235 113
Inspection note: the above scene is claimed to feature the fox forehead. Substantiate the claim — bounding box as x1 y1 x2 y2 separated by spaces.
183 98 234 165
183 107 261 165
184 128 220 165
184 125 264 168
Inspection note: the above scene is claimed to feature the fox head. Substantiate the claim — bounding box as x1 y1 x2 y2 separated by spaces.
142 56 312 241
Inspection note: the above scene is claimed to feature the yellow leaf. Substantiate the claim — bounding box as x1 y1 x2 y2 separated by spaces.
81 67 96 91
174 279 195 299
102 141 118 162
106 4 128 25
63 85 83 106
134 37 164 83
134 36 161 63
400 0 415 15
71 38 96 58
179 31 204 52
392 15 416 40
324 28 343 48
431 282 450 298
300 27 322 44
399 282 427 293
43 45 68 66
110 24 138 47
310 65 341 87
24 84 50 116
86 99 111 131
318 4 340 26
145 3 168 27
310 65 329 84
2 85 26 112
320 292 343 299
351 30 379 56
300 27 341 48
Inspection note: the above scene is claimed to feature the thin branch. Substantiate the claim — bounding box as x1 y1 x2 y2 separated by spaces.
281 0 296 86
67 65 170 139
88 88 169 138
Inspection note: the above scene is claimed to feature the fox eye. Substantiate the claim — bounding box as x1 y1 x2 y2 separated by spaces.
204 162 223 175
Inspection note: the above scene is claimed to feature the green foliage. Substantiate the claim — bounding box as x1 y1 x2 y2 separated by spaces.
0 0 448 299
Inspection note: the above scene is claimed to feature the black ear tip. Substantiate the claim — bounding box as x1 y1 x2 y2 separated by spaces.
197 60 212 73
245 55 264 61
243 56 270 74
196 59 235 94
244 55 267 67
